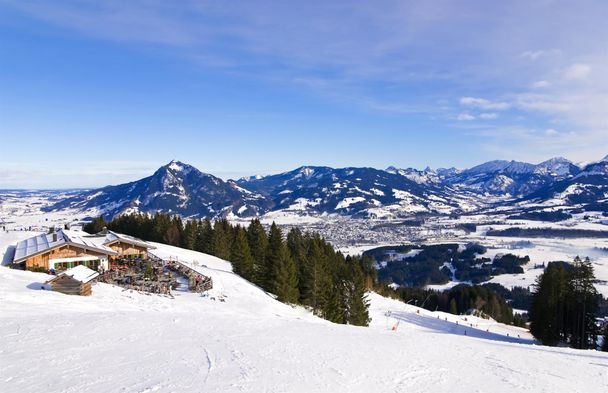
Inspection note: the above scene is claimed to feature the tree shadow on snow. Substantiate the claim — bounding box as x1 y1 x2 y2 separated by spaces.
391 311 534 345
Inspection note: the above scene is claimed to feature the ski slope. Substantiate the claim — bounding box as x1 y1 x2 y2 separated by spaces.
1 243 607 392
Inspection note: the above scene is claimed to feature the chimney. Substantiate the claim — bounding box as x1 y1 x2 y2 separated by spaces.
52 233 57 242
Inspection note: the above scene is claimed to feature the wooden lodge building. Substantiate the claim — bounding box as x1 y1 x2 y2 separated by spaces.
46 265 100 296
12 229 155 272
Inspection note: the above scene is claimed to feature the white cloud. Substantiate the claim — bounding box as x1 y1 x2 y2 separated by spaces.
459 97 510 110
479 113 498 120
456 112 475 121
520 49 561 61
515 93 572 113
532 80 550 88
564 63 591 80
470 125 606 165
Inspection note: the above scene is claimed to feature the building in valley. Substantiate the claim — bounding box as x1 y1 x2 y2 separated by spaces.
12 229 155 272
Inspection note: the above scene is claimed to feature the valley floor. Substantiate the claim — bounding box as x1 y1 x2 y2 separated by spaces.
1 244 607 393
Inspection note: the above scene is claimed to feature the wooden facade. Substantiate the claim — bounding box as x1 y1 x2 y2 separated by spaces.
49 275 93 296
24 244 109 271
14 230 155 273
105 241 149 259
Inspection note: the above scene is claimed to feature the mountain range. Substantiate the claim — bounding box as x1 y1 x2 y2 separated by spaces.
45 156 608 219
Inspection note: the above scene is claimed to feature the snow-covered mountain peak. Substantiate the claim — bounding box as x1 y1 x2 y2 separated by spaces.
385 166 398 174
297 166 316 178
47 161 272 219
470 160 537 175
162 160 196 175
465 160 512 175
464 160 537 177
387 166 440 185
436 167 461 178
534 157 577 177
539 156 568 164
167 159 182 169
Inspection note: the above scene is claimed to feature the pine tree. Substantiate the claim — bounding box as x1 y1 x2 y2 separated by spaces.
529 258 599 348
287 228 313 305
359 255 377 290
247 219 268 287
530 262 570 346
196 219 214 255
230 226 254 281
211 219 232 261
83 216 107 234
322 277 344 323
567 257 599 349
164 223 182 247
316 252 343 323
449 298 458 315
263 222 284 292
272 243 300 303
152 213 172 243
306 236 327 311
183 219 199 250
344 257 370 326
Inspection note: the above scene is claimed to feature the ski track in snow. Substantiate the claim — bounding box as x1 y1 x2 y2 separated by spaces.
203 347 213 386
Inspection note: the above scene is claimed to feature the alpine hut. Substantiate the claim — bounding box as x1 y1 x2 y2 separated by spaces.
47 265 100 296
12 229 155 272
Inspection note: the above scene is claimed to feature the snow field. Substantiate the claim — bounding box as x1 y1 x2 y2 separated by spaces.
1 244 607 392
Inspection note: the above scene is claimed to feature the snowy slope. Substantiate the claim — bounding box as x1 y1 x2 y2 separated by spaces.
1 245 607 392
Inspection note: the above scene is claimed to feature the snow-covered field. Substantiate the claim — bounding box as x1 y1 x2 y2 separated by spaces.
1 244 608 392
469 232 608 297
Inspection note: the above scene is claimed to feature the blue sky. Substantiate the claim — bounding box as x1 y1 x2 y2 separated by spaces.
1 0 607 188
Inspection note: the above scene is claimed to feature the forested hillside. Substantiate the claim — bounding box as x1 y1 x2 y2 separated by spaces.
85 214 373 326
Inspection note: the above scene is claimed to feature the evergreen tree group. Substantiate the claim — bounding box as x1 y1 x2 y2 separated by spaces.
529 257 601 349
92 213 371 326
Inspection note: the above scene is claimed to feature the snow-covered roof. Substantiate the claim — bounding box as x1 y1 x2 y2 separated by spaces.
49 265 99 284
14 231 67 262
103 230 156 249
62 230 117 254
12 229 154 263
13 230 118 263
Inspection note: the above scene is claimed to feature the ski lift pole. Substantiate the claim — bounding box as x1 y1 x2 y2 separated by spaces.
420 293 433 309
